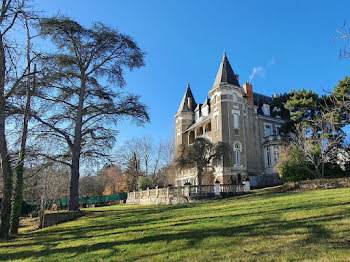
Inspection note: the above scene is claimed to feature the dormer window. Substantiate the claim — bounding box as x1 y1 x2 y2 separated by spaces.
201 106 208 117
195 111 199 120
263 104 270 116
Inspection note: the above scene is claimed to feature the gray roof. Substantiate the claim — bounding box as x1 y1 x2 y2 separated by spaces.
213 51 240 88
253 92 273 115
177 83 197 114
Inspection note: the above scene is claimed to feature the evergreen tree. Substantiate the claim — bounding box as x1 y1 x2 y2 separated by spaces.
33 17 149 211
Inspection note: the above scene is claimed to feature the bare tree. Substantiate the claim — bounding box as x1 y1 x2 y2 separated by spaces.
0 0 34 239
79 174 104 198
336 21 350 58
175 138 229 185
10 11 39 235
290 111 344 178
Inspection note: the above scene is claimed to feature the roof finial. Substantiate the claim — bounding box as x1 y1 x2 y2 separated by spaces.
222 50 227 60
187 82 190 89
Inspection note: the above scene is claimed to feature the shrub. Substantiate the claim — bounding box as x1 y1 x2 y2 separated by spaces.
137 176 152 190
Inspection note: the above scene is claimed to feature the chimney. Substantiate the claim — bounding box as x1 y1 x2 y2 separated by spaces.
187 97 193 111
235 74 239 83
273 93 279 99
243 82 254 105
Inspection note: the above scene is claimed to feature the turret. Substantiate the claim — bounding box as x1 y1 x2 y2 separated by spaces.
175 83 196 152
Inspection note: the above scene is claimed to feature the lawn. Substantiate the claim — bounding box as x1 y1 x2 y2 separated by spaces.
1 187 350 261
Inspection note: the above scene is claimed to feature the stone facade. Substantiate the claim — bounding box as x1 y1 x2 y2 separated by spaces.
174 52 287 187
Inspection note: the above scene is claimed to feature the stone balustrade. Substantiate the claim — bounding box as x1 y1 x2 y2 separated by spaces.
126 181 250 205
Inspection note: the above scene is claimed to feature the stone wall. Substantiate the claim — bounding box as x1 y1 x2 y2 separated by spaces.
275 178 350 192
41 211 85 228
126 183 249 205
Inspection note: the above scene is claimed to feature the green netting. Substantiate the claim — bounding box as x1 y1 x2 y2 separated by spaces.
24 193 127 212
78 193 127 206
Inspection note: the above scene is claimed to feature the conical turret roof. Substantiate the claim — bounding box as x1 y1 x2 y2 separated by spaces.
177 83 197 114
213 51 240 88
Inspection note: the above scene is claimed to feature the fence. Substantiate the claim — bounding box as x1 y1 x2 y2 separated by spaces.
21 193 128 215
55 193 127 208
126 182 250 205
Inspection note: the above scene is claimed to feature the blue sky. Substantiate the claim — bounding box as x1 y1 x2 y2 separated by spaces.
36 0 350 146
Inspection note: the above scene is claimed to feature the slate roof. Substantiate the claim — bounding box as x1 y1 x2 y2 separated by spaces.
213 51 240 88
177 83 197 114
253 92 273 115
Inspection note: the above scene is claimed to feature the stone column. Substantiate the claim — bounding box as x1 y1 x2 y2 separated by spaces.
184 184 190 197
156 186 159 198
215 181 221 196
166 186 169 198
147 187 150 198
243 181 250 192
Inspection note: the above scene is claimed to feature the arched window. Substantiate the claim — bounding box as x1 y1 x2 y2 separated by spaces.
233 142 242 166
196 127 203 137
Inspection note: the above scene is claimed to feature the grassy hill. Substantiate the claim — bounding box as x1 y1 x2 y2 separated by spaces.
1 187 350 261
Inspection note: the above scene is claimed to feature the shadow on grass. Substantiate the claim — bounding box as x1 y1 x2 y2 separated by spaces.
2 190 350 261
3 211 350 261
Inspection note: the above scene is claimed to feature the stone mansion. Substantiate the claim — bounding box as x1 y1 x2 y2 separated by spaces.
174 52 287 187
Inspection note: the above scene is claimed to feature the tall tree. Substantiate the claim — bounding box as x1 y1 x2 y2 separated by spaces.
0 0 29 239
10 12 38 235
34 17 149 211
175 138 229 185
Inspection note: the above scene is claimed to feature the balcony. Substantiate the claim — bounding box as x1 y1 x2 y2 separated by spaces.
262 135 282 145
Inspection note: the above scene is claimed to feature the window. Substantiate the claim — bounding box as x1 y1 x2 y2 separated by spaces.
274 125 281 135
215 115 219 130
213 96 217 104
237 174 242 184
273 145 280 165
266 147 271 166
233 114 239 129
264 124 272 137
263 104 270 116
234 142 242 166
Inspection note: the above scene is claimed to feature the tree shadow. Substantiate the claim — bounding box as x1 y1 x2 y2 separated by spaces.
2 191 350 261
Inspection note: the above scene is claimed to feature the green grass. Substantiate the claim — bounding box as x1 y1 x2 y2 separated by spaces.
1 187 350 261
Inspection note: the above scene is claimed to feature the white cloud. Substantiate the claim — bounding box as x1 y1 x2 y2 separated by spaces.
249 66 265 82
249 57 276 82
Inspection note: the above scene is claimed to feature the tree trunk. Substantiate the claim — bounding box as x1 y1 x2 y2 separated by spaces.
69 75 86 211
0 32 13 239
197 166 203 186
